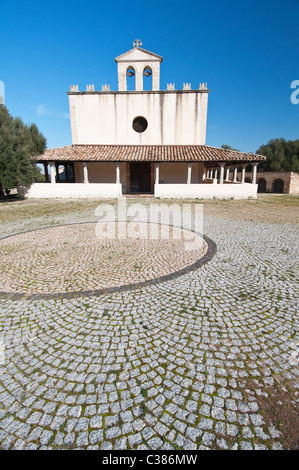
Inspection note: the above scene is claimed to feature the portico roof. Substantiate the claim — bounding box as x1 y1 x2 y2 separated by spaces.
36 144 266 164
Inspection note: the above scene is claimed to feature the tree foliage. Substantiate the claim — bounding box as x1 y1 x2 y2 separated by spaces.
221 144 240 151
0 105 46 197
256 138 299 173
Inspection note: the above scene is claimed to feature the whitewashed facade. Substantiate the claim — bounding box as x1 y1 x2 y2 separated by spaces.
28 40 265 199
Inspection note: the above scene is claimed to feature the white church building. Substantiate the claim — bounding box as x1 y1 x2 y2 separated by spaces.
28 40 266 199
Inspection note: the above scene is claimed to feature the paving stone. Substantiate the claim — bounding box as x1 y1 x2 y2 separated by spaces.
148 437 163 450
202 432 215 447
89 430 104 445
40 430 53 445
76 432 89 446
64 433 75 447
128 433 143 447
241 441 254 450
198 418 214 431
186 426 202 442
90 415 102 428
0 211 296 451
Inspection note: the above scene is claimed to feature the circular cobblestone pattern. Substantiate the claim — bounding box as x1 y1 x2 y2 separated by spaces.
0 207 298 450
0 223 208 296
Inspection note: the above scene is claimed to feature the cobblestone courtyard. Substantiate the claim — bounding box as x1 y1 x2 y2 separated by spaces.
0 197 298 450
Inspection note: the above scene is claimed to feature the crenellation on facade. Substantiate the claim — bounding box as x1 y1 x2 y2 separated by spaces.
86 84 95 92
70 84 79 92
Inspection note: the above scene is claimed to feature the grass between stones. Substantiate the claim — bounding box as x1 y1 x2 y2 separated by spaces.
246 376 299 450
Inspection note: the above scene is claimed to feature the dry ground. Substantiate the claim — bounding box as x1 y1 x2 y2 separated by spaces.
0 194 298 224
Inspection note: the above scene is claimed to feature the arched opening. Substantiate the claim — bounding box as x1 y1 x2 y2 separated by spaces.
126 65 136 91
272 179 284 193
257 178 266 193
143 65 152 91
245 177 252 183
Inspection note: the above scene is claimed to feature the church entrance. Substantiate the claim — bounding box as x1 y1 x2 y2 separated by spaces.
129 162 152 193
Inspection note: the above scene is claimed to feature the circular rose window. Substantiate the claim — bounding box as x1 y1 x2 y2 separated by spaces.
132 116 148 133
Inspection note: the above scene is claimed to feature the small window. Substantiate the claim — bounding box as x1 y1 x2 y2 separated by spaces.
132 116 148 133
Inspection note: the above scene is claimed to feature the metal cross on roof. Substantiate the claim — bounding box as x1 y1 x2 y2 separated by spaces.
133 39 142 48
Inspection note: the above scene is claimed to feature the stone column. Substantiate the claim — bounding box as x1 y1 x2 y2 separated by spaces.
115 163 120 184
187 163 192 184
135 70 143 91
152 73 160 91
55 163 60 182
44 163 49 182
202 167 206 181
219 163 225 184
225 167 230 182
83 162 89 184
155 163 160 185
117 63 127 91
213 167 218 183
241 164 246 184
50 162 56 184
252 163 258 184
233 166 238 182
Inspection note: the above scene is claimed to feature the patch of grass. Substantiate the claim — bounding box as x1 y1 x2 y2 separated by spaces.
140 403 148 417
247 376 299 450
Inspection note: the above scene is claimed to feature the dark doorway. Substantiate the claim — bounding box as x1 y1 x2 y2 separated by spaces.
272 179 284 193
258 178 266 193
130 162 152 193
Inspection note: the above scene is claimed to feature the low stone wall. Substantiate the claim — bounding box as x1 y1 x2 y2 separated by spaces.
154 183 257 199
242 171 299 194
26 183 122 199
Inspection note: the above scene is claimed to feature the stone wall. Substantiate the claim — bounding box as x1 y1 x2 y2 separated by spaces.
289 172 299 194
237 171 299 194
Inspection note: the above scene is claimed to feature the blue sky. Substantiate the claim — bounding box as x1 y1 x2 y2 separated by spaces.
0 0 298 153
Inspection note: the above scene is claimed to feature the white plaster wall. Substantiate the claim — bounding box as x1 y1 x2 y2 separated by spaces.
74 162 83 183
26 183 122 199
117 59 161 91
68 91 208 145
116 47 162 91
74 162 128 188
86 162 115 183
159 163 203 184
155 183 258 199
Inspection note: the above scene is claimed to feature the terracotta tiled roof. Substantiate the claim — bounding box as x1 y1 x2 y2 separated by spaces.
36 145 266 163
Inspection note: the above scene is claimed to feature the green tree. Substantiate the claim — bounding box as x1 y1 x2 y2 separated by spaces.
0 105 46 197
256 138 299 172
221 144 240 151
